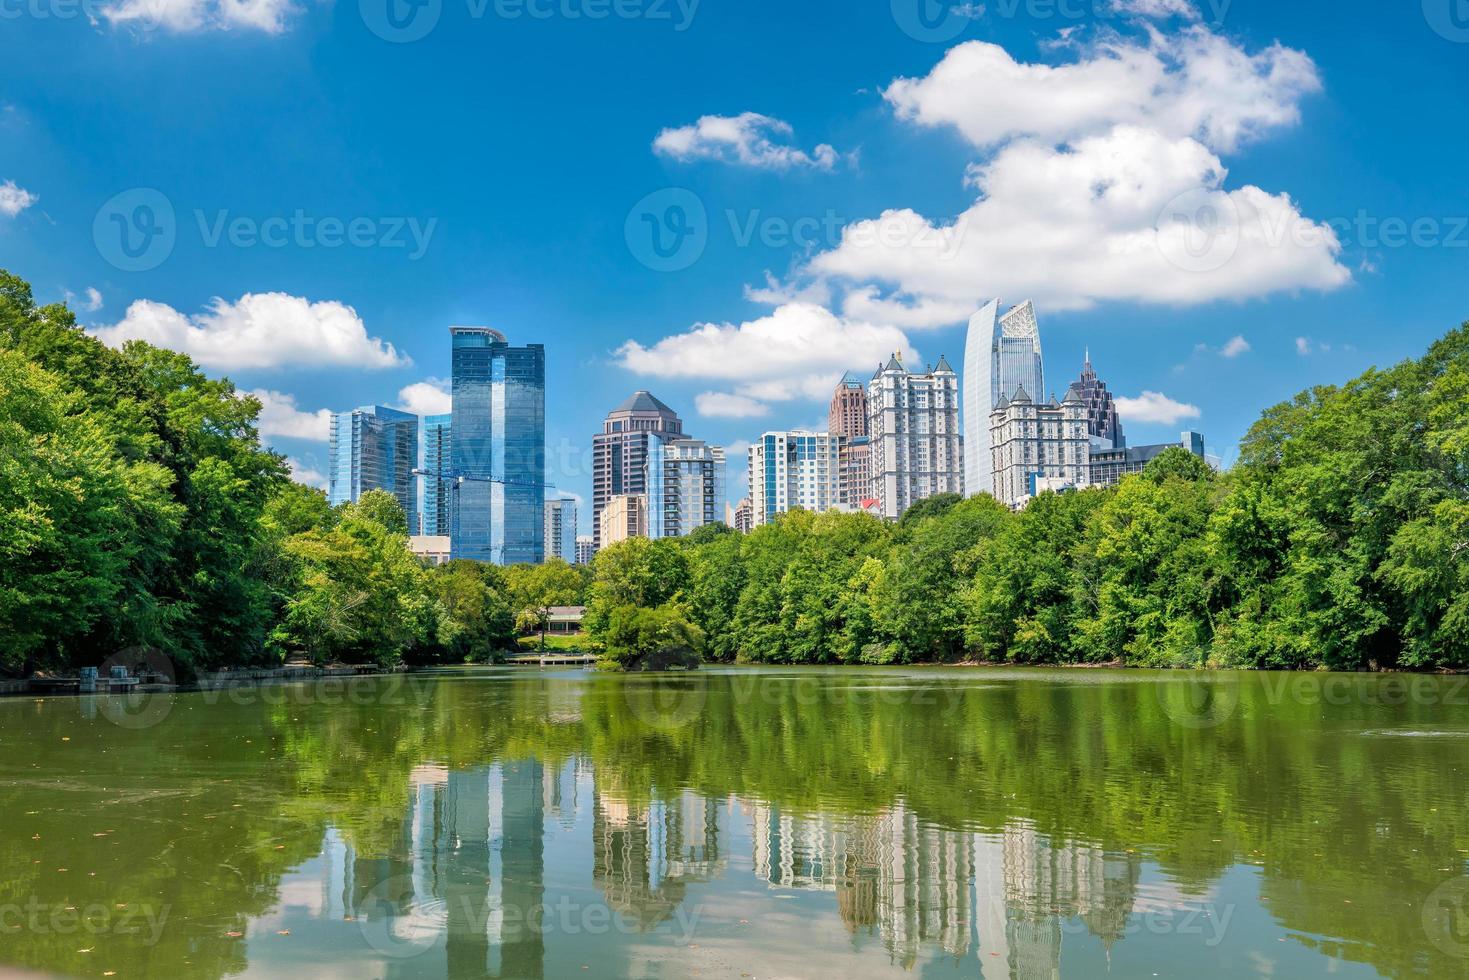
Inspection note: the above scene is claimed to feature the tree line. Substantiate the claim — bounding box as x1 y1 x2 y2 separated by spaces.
4 265 1466 673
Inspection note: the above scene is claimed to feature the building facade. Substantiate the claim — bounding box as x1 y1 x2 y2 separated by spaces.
748 431 841 526
328 405 419 521
1090 432 1209 487
964 300 1045 499
1072 352 1124 449
726 499 754 534
421 413 452 537
869 354 964 520
544 497 578 563
599 493 647 547
647 438 726 539
449 326 546 565
828 373 874 507
591 391 684 549
989 385 1091 508
574 535 596 565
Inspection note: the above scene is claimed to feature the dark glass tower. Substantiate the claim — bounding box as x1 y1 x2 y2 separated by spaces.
450 327 545 565
1073 349 1125 449
422 413 452 536
328 405 419 522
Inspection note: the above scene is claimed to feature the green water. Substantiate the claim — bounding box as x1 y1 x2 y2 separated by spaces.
1 667 1467 979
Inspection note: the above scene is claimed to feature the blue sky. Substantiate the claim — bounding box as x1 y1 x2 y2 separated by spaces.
1 0 1466 532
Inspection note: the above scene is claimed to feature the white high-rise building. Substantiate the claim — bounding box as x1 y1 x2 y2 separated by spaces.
964 300 1045 499
747 432 841 526
989 385 1090 508
868 353 963 520
647 437 726 539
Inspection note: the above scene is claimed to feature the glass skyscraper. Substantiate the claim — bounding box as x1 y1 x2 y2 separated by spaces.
327 405 418 522
964 300 1045 499
544 497 578 563
449 326 545 565
422 413 452 537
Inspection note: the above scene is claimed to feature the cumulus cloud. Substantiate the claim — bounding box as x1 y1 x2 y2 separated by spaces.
807 125 1349 312
1220 334 1251 357
1110 0 1200 19
287 458 328 490
91 292 409 372
884 28 1320 154
251 388 332 440
0 179 37 217
101 0 298 33
616 302 914 417
654 113 843 171
1116 390 1202 425
66 287 104 312
395 378 452 416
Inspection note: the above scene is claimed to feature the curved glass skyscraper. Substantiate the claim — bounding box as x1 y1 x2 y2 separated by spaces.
449 326 546 565
963 300 1045 498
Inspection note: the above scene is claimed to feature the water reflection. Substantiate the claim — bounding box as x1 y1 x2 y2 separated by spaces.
1 668 1464 979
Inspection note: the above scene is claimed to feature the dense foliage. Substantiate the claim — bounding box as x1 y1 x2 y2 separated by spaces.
583 324 1469 671
0 270 524 675
4 263 1466 673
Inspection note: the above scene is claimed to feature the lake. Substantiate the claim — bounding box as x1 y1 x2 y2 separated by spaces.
1 667 1466 978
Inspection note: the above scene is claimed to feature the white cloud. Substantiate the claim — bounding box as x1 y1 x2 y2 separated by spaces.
251 388 332 440
0 179 37 217
1110 0 1199 19
1295 336 1310 355
695 392 770 418
1220 334 1251 357
395 378 452 417
616 302 913 417
884 28 1320 154
287 458 328 490
840 286 974 330
100 0 297 32
1116 390 1202 425
92 292 409 372
808 125 1349 312
1294 336 1330 356
653 113 843 171
66 287 104 312
744 272 832 308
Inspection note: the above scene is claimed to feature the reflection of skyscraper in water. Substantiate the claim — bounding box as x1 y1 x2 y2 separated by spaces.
592 786 724 931
542 756 581 831
997 821 1142 979
748 804 973 967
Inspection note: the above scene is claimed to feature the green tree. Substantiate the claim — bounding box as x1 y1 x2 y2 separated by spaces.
506 559 584 649
599 603 703 671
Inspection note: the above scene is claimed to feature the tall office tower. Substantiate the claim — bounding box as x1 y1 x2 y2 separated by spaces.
574 535 596 565
591 391 684 549
868 353 964 520
449 326 546 565
964 300 1045 499
600 493 647 546
989 385 1091 508
647 438 726 539
421 413 452 536
328 405 419 521
544 497 578 563
828 373 873 506
748 431 841 526
1072 351 1125 449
